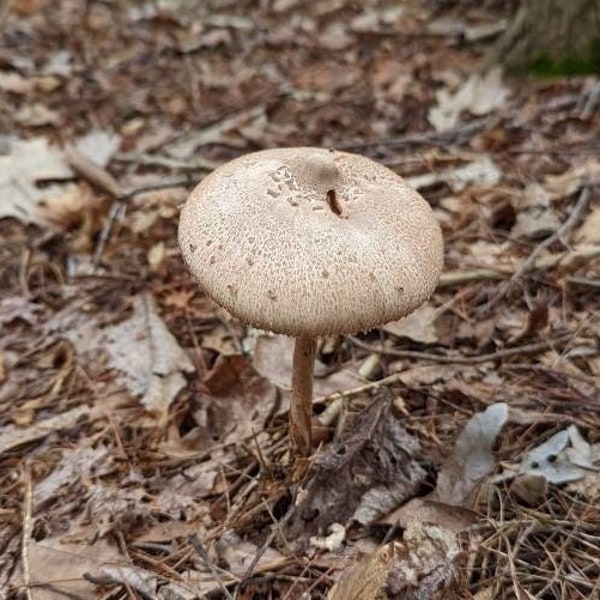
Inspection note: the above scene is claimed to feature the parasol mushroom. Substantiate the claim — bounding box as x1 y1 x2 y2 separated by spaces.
178 147 443 457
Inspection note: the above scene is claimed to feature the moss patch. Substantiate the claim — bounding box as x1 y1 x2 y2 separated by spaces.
526 38 600 76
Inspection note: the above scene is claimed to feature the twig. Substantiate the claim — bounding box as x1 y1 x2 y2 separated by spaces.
341 115 498 151
188 534 235 600
64 144 122 198
348 333 572 365
114 151 219 172
233 493 299 600
117 177 192 202
92 200 126 269
437 244 600 289
481 185 592 311
21 469 33 600
510 186 591 285
92 177 191 269
580 78 600 120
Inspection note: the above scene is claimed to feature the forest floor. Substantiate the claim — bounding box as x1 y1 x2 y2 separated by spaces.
1 1 599 599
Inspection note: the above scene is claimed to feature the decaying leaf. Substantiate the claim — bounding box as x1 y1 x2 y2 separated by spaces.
327 520 459 600
253 333 363 399
286 394 426 543
34 445 112 510
0 406 89 457
433 403 508 506
383 304 439 344
10 537 123 600
95 564 158 597
102 294 195 414
575 206 600 244
194 353 277 445
406 156 501 193
519 425 596 484
428 68 509 132
0 137 73 224
512 183 560 240
214 531 286 576
51 293 195 418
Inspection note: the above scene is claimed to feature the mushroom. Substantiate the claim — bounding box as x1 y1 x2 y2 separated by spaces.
178 147 443 457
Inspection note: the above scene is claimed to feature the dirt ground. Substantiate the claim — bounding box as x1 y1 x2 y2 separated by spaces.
1 1 599 599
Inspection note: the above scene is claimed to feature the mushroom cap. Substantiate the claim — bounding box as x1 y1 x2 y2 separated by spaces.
179 147 443 337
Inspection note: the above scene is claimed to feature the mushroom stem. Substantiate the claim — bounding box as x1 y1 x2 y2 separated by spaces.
290 336 317 456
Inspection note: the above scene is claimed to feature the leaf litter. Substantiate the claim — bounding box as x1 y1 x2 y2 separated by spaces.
1 1 600 599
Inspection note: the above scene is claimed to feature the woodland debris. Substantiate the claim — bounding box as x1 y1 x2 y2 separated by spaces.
433 403 508 506
285 394 426 543
327 520 460 600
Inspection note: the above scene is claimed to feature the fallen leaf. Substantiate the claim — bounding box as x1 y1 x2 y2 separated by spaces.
433 403 508 506
0 296 43 326
512 183 560 240
383 304 439 344
95 564 158 597
214 531 286 576
575 206 600 244
406 156 501 192
510 472 548 504
0 406 89 457
195 354 277 445
253 334 363 398
104 294 195 415
15 103 61 127
75 130 121 167
429 68 509 132
285 396 426 541
383 497 477 533
327 520 459 600
519 425 596 484
10 537 123 600
0 137 74 224
34 445 112 510
543 159 600 200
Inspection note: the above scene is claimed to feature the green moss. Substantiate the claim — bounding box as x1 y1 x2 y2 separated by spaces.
526 38 600 76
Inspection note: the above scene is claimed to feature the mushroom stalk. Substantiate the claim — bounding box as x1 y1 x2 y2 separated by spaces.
290 336 317 456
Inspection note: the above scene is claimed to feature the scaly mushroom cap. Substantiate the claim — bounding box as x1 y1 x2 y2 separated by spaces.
179 147 443 337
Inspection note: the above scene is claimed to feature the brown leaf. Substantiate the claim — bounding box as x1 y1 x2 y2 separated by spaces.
285 395 426 542
433 403 508 507
11 537 123 600
327 521 459 600
197 354 277 445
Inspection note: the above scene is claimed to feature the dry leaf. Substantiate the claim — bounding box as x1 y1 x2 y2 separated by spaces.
10 537 123 600
406 156 501 193
286 397 426 541
0 406 89 457
429 68 509 132
383 497 477 533
519 426 596 484
383 304 439 344
195 354 277 445
433 403 508 506
575 206 600 244
34 445 112 510
103 294 194 415
253 334 363 398
512 183 559 240
327 521 459 600
0 137 73 224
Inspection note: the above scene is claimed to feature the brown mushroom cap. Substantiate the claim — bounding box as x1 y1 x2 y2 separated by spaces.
179 147 443 337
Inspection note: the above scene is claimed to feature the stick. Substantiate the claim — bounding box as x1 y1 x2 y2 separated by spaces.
189 534 235 600
64 144 122 198
348 333 573 366
21 469 33 600
481 185 592 312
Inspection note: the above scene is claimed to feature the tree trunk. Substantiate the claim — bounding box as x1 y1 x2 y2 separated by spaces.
491 0 600 73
